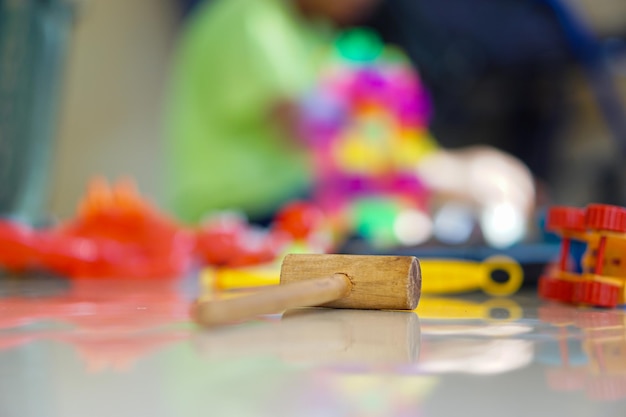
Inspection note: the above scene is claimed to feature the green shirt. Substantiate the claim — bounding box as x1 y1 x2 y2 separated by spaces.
166 0 327 223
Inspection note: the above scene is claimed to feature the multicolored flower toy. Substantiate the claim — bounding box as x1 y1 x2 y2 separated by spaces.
299 29 438 246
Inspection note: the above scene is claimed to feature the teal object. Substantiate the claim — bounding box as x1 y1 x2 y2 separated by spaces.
351 198 400 245
334 28 383 63
0 0 74 223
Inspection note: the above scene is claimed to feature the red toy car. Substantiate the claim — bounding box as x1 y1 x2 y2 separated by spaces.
539 204 626 308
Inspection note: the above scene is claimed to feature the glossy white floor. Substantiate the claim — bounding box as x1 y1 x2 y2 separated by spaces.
1 276 625 417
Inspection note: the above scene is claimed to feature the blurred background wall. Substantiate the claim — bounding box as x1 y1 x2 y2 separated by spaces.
550 0 626 207
49 0 180 217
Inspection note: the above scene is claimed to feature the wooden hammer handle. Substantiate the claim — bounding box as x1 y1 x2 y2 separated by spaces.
193 274 352 327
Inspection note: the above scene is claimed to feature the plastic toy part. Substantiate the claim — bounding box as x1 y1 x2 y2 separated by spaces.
272 201 326 241
203 266 279 291
573 280 620 309
538 276 576 304
0 179 297 279
194 213 287 268
539 276 621 308
204 255 524 297
0 222 37 272
299 29 436 249
546 206 585 233
420 256 523 296
585 204 626 233
1 179 196 279
540 203 626 308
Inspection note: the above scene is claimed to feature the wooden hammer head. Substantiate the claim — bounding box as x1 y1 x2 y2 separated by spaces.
280 254 421 310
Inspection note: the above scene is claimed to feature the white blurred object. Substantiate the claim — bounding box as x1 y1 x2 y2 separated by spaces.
481 202 526 248
393 209 433 246
432 203 475 244
417 146 535 247
467 148 534 215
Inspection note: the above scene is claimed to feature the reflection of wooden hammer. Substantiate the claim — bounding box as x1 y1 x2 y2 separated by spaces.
194 309 420 364
193 254 421 327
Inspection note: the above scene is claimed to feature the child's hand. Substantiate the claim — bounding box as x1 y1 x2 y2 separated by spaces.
417 146 535 213
269 99 302 145
416 146 536 246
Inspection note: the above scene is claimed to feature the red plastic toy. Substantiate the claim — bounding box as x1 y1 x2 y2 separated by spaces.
0 179 316 279
539 204 626 308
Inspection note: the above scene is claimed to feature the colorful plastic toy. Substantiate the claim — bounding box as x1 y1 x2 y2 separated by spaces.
539 204 626 308
298 29 437 247
204 255 523 297
0 179 305 279
420 256 523 296
1 178 195 278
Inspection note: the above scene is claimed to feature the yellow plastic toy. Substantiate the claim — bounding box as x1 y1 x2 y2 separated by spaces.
203 255 523 297
419 255 523 296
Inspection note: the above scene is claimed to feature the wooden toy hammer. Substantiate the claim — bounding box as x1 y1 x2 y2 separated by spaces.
193 254 421 327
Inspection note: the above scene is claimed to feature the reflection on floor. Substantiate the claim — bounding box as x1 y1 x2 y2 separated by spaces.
0 276 625 405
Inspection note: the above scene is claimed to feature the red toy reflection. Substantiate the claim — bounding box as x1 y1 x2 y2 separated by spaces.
539 303 626 401
0 279 190 372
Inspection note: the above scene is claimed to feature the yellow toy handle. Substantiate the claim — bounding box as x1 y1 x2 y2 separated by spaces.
480 255 524 296
208 255 524 297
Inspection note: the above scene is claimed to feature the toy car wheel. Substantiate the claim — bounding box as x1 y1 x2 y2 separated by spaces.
573 280 620 308
585 204 626 233
546 207 585 233
538 276 574 303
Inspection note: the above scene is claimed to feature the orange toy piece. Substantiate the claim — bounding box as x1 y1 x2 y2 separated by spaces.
38 178 196 279
68 178 181 243
0 178 289 279
0 221 38 272
539 204 626 308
